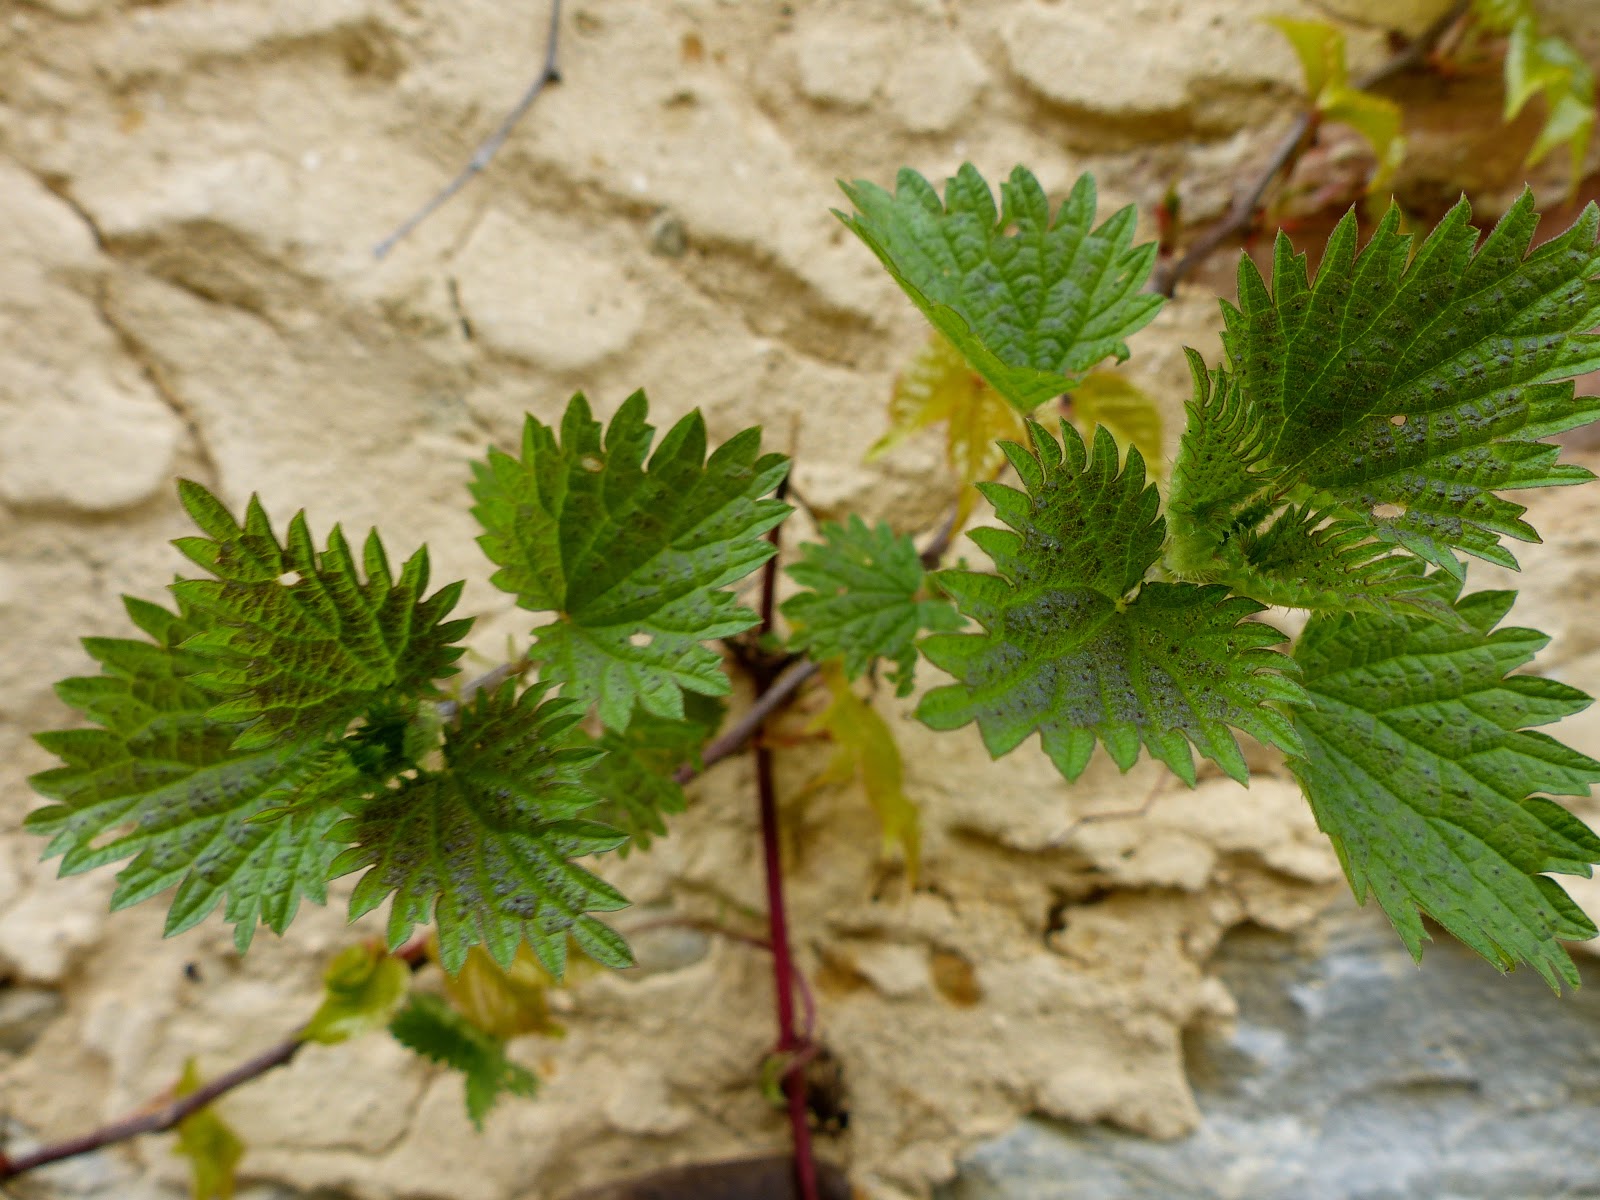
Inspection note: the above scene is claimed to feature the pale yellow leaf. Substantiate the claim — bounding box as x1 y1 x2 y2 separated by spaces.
1067 369 1166 478
173 1059 244 1200
805 664 921 883
442 942 565 1040
870 330 1026 525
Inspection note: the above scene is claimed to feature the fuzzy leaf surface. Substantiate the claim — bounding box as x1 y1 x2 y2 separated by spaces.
27 596 342 952
839 164 1163 413
584 694 724 853
918 420 1305 786
1172 196 1600 581
170 481 471 750
1291 584 1600 990
470 392 789 729
390 993 538 1129
332 682 632 977
783 516 961 697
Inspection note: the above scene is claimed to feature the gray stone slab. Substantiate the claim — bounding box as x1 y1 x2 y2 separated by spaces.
937 901 1600 1200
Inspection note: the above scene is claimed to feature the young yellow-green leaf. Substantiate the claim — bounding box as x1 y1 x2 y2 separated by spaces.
783 516 961 697
1504 15 1595 187
170 481 472 751
868 330 1027 526
1319 85 1406 196
27 596 343 953
1290 582 1600 991
583 694 725 854
442 942 564 1040
1267 18 1405 195
173 1059 244 1200
838 164 1164 414
470 392 789 730
1066 368 1166 476
805 664 921 883
390 993 539 1129
331 682 632 978
918 420 1305 786
1171 194 1600 581
1269 15 1345 100
302 944 411 1045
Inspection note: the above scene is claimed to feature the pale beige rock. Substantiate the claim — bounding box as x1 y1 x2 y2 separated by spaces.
453 209 645 371
794 18 889 108
0 873 113 984
884 37 988 134
0 368 183 513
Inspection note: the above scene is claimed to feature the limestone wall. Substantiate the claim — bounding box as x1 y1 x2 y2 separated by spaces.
1 2 1597 1198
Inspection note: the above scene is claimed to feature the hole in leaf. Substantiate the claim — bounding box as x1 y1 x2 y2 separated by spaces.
580 454 605 473
278 571 302 586
1390 415 1407 426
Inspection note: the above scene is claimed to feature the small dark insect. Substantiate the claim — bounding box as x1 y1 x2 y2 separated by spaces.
183 962 203 983
804 1044 850 1136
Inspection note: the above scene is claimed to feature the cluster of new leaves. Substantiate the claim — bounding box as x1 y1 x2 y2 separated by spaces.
29 386 792 995
1475 0 1595 187
845 161 1600 984
1270 17 1405 195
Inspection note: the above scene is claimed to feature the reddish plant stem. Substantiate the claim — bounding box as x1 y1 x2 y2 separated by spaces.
0 1036 304 1181
751 480 820 1200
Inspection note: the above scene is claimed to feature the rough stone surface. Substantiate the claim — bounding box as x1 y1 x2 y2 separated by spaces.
935 898 1600 1199
0 3 1597 1200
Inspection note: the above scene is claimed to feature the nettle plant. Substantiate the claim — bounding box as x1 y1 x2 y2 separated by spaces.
18 161 1600 1187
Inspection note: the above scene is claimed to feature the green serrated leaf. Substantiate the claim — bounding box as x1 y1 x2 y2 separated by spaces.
1217 504 1462 622
302 944 411 1045
27 595 343 952
1290 582 1600 991
331 682 633 978
174 1058 244 1200
838 164 1164 414
584 694 724 853
918 419 1306 786
470 392 789 730
170 481 472 750
783 515 961 697
389 993 539 1129
1171 195 1600 582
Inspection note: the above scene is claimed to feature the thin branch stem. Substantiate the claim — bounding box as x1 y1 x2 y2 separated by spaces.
749 481 820 1200
0 1037 304 1181
1151 0 1471 296
372 1 565 259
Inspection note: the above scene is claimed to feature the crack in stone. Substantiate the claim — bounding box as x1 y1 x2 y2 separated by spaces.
90 278 223 492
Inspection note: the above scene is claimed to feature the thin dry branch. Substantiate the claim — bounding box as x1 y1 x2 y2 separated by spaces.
1151 0 1472 296
373 1 565 259
0 1037 303 1181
